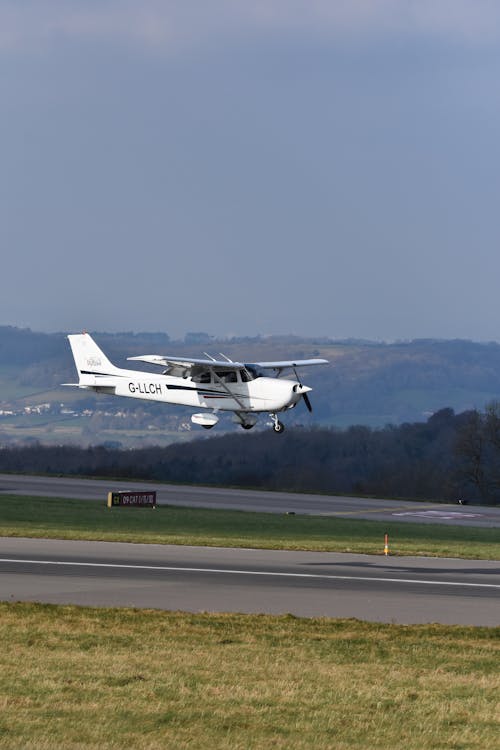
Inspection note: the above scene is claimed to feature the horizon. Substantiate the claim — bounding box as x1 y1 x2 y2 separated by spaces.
3 321 500 348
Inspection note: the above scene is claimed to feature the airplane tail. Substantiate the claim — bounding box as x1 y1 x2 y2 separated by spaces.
67 333 120 379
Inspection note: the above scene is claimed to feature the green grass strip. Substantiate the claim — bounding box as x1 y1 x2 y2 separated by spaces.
0 494 498 558
0 602 498 749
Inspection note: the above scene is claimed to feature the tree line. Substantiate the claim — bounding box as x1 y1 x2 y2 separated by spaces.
1 406 500 503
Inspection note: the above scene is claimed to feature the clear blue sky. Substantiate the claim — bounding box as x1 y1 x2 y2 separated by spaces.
2 1 500 341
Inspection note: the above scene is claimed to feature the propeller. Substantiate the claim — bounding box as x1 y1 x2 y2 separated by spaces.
293 367 313 413
302 391 312 412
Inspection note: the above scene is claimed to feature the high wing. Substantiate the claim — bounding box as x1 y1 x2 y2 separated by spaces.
246 359 328 369
127 354 248 378
127 354 328 377
128 355 245 368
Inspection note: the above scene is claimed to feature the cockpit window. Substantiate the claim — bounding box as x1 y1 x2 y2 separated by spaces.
244 366 259 380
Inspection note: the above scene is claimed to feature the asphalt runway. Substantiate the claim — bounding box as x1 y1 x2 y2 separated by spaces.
1 473 500 527
1 537 499 625
1 474 499 624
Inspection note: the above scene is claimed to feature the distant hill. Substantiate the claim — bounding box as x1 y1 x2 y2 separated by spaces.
1 326 500 445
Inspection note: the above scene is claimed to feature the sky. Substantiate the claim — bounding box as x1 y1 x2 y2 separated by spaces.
2 1 500 341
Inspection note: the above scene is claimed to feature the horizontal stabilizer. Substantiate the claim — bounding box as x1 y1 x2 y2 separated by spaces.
84 377 118 387
61 375 118 390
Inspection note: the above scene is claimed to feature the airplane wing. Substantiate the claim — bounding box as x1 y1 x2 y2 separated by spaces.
128 355 328 369
128 355 245 368
245 359 328 369
127 354 247 376
127 355 328 377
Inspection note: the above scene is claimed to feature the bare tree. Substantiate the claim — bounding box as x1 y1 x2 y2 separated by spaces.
454 410 490 501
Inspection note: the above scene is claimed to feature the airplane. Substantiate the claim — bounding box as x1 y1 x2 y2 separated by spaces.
64 332 328 433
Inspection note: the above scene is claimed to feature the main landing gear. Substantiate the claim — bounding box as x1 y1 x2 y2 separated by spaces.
235 412 258 431
270 413 285 434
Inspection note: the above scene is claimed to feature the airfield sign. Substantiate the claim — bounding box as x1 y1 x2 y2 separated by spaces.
107 490 157 508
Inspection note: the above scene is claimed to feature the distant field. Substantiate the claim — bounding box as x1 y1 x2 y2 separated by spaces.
0 495 498 559
0 603 498 749
0 364 42 400
0 423 190 447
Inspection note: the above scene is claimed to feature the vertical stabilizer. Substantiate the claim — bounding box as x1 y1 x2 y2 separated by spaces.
67 333 120 377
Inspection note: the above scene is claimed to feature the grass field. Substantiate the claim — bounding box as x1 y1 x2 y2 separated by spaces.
0 603 498 749
0 494 499 559
0 420 190 448
1 496 498 748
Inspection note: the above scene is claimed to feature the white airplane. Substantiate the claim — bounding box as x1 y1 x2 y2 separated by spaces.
65 333 328 433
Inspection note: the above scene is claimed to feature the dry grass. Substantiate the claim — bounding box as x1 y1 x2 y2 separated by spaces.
0 603 498 749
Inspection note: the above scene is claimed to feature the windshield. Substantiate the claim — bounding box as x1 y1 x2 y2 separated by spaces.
243 366 261 380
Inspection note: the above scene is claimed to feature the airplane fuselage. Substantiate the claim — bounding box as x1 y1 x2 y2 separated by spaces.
81 367 302 413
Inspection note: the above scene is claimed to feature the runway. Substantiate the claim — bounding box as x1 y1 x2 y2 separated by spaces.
1 473 500 527
1 537 499 625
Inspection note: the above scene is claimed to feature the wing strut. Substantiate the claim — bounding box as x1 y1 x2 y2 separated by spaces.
211 371 247 411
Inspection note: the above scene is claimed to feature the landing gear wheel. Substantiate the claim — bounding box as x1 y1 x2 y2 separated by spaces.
270 413 285 434
241 423 254 430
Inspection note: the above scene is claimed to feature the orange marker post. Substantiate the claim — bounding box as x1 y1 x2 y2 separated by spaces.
384 533 389 556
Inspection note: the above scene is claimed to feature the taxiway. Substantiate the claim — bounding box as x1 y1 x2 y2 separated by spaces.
1 473 500 527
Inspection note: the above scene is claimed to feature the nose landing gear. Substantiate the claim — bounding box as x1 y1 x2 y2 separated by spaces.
270 413 285 433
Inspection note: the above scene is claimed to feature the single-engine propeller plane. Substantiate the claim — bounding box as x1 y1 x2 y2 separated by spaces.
64 333 328 433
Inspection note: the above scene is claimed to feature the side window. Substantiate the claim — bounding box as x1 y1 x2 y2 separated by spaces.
193 370 211 384
215 370 237 383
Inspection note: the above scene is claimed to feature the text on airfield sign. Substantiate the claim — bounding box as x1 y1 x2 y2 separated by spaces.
107 491 157 508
